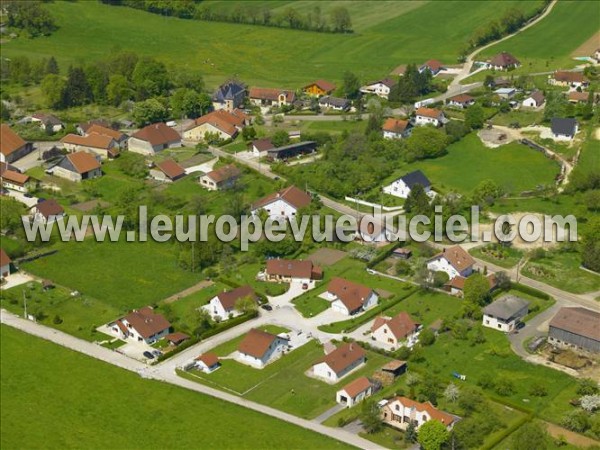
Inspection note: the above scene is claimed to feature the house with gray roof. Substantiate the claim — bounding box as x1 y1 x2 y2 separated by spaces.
550 118 578 141
212 81 246 112
482 295 529 332
318 96 351 111
383 170 431 199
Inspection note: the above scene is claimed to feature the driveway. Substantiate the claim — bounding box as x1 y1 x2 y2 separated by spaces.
184 157 218 175
268 280 316 306
1 272 34 290
6 190 38 207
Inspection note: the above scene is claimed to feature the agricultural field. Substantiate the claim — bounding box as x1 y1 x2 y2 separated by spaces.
0 326 352 450
403 133 561 195
1 1 544 88
477 1 599 75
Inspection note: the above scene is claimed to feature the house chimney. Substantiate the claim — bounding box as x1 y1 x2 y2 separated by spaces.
349 343 354 351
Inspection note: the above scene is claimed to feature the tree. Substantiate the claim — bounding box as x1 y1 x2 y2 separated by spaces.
234 296 257 314
6 1 57 37
271 130 290 147
419 328 436 346
405 126 447 162
543 91 568 122
463 273 491 318
170 88 209 118
465 104 485 129
132 57 170 99
341 71 361 99
577 378 599 396
511 422 550 450
432 270 450 288
417 420 449 450
444 383 460 403
242 126 257 142
494 271 512 291
41 74 66 109
581 217 600 272
472 179 502 206
330 6 352 32
405 421 418 443
359 400 383 434
132 98 167 126
404 183 431 215
106 74 134 106
45 56 59 75
85 63 109 104
561 410 590 433
62 66 92 107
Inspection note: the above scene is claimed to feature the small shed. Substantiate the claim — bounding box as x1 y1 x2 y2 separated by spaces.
165 332 190 346
392 248 412 260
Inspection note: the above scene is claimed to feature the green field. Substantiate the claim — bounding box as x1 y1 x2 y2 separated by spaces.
470 244 525 269
0 325 352 450
405 133 561 195
182 338 392 419
477 1 599 74
1 1 543 87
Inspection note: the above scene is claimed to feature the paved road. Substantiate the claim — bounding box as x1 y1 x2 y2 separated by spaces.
0 308 383 450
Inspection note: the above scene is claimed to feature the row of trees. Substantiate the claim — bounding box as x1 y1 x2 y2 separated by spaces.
388 64 435 104
102 1 353 33
5 1 57 37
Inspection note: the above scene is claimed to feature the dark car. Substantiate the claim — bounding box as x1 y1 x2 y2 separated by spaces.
24 193 33 198
261 304 273 311
143 351 155 359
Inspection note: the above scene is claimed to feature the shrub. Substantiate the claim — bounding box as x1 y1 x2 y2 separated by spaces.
494 379 515 396
529 383 548 397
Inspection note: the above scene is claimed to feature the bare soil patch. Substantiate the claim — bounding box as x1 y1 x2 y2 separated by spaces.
307 248 347 267
571 30 600 57
544 422 600 448
72 199 110 212
478 128 517 148
594 127 600 141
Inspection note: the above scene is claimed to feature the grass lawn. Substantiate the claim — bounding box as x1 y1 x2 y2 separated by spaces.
22 238 201 310
470 244 524 269
292 293 331 318
182 339 393 419
0 282 121 341
220 261 289 297
383 289 463 328
490 109 544 127
523 250 600 294
406 133 560 195
477 1 599 75
2 1 543 88
0 325 352 450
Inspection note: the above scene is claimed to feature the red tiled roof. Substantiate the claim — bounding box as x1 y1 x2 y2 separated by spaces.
568 91 588 102
34 199 64 218
253 185 311 211
1 125 27 157
431 245 475 272
416 107 443 119
382 118 409 133
216 285 255 311
328 277 374 313
61 133 115 150
0 248 11 267
317 342 365 375
421 59 444 72
204 164 241 183
196 353 219 367
238 328 286 359
489 52 520 68
249 87 295 103
305 79 336 92
67 152 101 174
86 124 126 141
1 169 29 185
165 332 190 344
156 159 185 180
448 94 474 104
123 306 171 339
266 259 314 279
554 71 587 83
252 138 275 152
392 397 457 426
371 312 418 341
391 65 407 76
340 376 371 398
132 123 181 146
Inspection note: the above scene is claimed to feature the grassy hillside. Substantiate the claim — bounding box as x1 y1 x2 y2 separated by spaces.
0 0 543 87
0 325 352 450
478 1 599 72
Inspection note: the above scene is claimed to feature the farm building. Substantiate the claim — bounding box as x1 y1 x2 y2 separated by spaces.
129 123 182 155
267 141 317 161
1 125 33 164
548 307 600 353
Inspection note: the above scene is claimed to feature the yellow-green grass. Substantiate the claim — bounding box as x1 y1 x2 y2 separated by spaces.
470 244 525 269
2 1 543 88
405 133 561 195
477 1 599 75
523 251 600 294
181 339 393 419
0 325 352 450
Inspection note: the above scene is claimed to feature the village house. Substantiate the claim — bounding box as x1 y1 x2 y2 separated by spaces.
391 65 407 77
251 138 275 157
1 124 33 164
265 259 322 284
1 168 34 193
312 343 366 383
383 170 431 199
267 141 317 161
318 96 351 111
549 71 589 89
0 249 11 280
212 80 246 112
303 80 336 97
360 78 397 99
445 273 496 297
251 185 312 220
30 199 65 224
336 377 373 408
199 164 241 191
128 123 182 155
84 124 128 147
548 307 600 353
414 107 445 127
550 118 578 141
204 285 256 321
109 306 171 345
381 397 458 431
485 52 520 71
249 87 296 107
60 133 119 160
195 353 220 373
568 91 590 104
482 295 529 332
326 277 379 316
446 94 475 109
237 328 289 368
419 59 445 75
47 152 102 182
382 118 411 139
522 91 545 108
494 87 517 99
30 113 64 133
149 159 186 183
165 332 190 347
371 312 420 347
76 119 111 135
427 245 475 280
184 109 248 141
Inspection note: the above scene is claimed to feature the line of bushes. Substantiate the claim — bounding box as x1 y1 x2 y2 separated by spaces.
511 282 551 300
481 414 533 450
366 242 403 269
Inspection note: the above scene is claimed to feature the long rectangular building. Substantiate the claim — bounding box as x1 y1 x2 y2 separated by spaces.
548 307 600 353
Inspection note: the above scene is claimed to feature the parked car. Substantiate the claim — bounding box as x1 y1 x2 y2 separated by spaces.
143 351 155 359
261 304 273 311
152 350 162 357
301 283 309 290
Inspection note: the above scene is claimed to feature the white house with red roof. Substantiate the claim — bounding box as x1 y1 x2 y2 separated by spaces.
419 60 445 76
48 152 102 182
381 396 459 430
312 343 366 383
204 285 256 321
326 277 378 316
427 245 475 280
251 185 312 220
149 159 186 183
414 107 445 127
382 118 411 139
360 78 397 99
237 328 289 368
336 377 373 407
109 306 171 345
371 312 420 347
195 353 221 373
0 248 12 280
129 122 182 155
